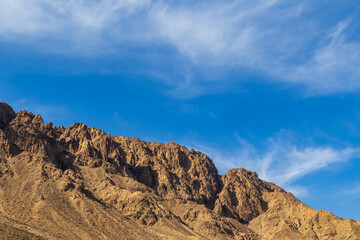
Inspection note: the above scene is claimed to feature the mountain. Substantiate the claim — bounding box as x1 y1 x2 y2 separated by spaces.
0 102 359 240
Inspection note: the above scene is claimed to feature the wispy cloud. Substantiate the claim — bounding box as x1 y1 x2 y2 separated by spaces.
343 185 360 196
188 131 360 197
285 20 360 95
1 0 359 96
0 0 151 51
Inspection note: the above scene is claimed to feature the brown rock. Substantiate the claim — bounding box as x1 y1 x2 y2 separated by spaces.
214 168 284 223
0 102 359 240
0 102 16 130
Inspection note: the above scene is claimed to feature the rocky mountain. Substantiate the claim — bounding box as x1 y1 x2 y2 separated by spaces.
0 102 359 240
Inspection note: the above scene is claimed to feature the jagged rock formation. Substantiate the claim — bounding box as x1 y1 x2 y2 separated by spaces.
0 102 359 240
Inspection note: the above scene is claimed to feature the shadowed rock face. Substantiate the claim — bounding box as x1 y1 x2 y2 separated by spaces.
0 102 359 240
0 102 15 130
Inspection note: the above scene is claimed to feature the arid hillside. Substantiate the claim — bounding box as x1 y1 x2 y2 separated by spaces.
0 102 359 240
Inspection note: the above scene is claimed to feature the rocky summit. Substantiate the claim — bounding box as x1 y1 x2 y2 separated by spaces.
0 102 359 240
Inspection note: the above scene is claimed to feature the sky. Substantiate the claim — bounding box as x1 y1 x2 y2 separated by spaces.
0 0 360 220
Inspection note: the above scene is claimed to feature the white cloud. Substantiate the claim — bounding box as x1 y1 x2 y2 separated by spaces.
188 132 360 197
150 0 299 64
0 0 150 50
342 183 360 196
285 20 360 95
0 0 359 96
0 0 54 37
267 146 356 185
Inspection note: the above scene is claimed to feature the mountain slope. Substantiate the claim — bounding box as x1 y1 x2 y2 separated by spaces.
0 102 359 240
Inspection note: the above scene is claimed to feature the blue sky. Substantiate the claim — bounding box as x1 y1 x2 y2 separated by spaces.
1 0 360 220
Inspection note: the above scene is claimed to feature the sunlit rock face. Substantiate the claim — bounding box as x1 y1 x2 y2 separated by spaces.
0 102 359 239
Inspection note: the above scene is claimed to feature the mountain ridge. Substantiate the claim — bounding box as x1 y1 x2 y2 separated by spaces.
0 102 359 240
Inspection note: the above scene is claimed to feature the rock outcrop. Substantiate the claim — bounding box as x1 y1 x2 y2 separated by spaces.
0 102 359 239
0 102 15 130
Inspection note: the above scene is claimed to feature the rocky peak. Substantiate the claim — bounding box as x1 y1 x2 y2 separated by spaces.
214 168 284 223
0 102 359 240
1 106 222 208
0 102 16 130
11 110 45 128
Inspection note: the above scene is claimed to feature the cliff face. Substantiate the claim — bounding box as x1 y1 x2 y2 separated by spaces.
0 102 359 240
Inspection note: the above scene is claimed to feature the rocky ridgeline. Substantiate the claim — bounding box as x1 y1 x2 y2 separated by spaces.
0 102 359 240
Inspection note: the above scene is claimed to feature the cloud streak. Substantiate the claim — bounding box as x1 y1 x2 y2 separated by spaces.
286 20 360 95
189 132 360 197
1 0 359 96
343 185 360 196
